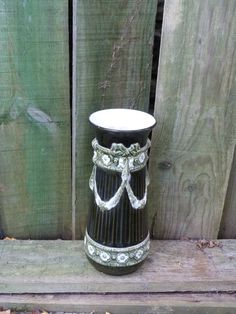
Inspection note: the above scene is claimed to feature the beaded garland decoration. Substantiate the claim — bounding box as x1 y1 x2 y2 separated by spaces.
89 138 151 211
84 230 150 267
86 138 151 268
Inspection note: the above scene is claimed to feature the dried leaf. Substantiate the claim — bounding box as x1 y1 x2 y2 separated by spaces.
31 309 41 314
196 239 222 250
208 240 215 248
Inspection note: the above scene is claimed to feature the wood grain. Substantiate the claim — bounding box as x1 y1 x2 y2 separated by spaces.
0 0 71 239
1 293 236 313
74 0 158 239
0 239 236 293
148 0 236 239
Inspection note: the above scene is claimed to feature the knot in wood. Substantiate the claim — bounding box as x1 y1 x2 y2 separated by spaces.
158 160 172 170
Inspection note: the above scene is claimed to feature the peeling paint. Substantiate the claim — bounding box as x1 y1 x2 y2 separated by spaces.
27 106 57 133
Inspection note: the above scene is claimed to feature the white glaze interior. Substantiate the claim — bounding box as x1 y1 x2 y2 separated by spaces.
89 109 156 131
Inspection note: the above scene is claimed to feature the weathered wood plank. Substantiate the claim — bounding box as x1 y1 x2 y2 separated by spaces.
148 0 236 239
0 240 236 293
74 0 157 238
0 0 71 239
1 293 236 313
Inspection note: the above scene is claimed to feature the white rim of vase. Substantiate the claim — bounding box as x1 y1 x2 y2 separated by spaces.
89 109 156 131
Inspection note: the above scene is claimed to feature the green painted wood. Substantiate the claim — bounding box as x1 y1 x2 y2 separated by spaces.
148 0 236 239
1 293 236 313
0 239 236 293
74 0 158 239
0 0 71 239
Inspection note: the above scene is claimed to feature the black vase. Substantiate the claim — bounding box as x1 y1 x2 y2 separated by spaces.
84 109 156 275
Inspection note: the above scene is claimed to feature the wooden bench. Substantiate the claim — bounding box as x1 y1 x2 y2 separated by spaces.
0 240 236 313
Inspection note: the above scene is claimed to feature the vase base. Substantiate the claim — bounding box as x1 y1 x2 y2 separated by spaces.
86 255 144 275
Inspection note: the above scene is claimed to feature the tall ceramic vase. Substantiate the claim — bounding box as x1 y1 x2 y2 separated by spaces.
84 109 156 275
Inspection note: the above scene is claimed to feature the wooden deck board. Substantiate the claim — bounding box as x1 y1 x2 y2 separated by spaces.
0 240 236 294
1 293 236 313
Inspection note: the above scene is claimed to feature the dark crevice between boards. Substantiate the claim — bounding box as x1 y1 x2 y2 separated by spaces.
147 1 164 240
68 0 73 240
69 0 73 107
0 230 5 239
68 1 72 165
147 0 164 166
147 0 164 143
1 291 236 297
219 144 236 239
148 0 164 116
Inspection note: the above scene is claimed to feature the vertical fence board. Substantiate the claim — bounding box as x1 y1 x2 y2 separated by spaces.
148 0 236 239
0 0 71 239
75 0 157 238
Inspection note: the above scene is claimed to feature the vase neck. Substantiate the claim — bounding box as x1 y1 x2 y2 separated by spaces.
95 128 151 148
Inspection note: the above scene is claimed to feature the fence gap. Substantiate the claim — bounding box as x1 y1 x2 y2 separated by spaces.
219 145 236 238
149 0 164 115
71 0 77 240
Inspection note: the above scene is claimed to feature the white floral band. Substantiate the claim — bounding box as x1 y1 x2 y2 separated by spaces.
89 138 151 211
92 138 151 172
84 230 150 267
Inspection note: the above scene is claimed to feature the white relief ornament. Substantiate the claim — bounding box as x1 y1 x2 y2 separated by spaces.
139 152 146 164
90 138 151 211
135 249 144 260
100 251 111 262
128 157 134 168
113 157 119 166
84 231 150 267
88 244 95 256
93 151 97 161
102 154 111 165
116 253 129 264
91 138 150 173
118 157 126 169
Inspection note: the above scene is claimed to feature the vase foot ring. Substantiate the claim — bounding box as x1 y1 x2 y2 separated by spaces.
84 230 150 275
86 255 144 275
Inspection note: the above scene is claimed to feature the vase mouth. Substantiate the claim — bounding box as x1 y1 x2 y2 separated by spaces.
89 109 156 132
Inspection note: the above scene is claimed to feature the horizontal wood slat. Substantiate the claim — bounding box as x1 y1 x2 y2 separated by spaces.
0 240 236 294
1 293 236 313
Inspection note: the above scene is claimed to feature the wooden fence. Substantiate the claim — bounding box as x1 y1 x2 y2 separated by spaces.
0 0 235 241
